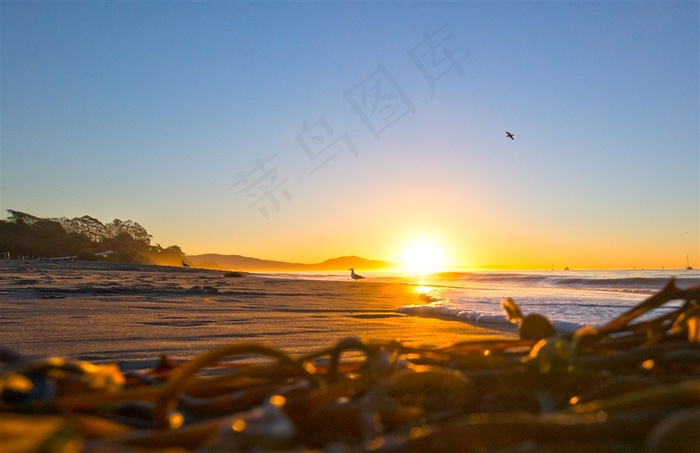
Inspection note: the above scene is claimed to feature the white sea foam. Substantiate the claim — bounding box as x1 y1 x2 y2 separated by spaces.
396 303 586 333
393 269 699 332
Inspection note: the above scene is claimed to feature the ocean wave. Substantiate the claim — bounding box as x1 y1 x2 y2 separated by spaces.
432 271 700 293
396 302 589 334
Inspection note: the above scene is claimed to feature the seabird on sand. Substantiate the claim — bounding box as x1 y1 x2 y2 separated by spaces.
182 261 190 267
349 268 364 281
506 131 515 140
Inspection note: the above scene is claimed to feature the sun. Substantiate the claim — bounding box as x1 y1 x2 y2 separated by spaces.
400 239 448 275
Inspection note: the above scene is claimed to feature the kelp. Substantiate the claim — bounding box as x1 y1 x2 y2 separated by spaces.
1 279 698 452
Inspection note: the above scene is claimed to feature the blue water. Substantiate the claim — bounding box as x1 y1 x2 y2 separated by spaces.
281 269 700 333
394 269 700 332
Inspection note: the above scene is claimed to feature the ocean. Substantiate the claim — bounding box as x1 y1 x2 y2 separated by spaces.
283 269 700 333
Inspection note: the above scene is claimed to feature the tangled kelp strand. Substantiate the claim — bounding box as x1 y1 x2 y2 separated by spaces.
1 279 699 452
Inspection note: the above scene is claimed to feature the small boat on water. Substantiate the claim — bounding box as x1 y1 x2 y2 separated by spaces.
686 255 693 270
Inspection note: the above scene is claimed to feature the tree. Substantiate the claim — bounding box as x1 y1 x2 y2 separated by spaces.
77 215 106 243
1 210 179 263
6 210 41 226
148 243 185 266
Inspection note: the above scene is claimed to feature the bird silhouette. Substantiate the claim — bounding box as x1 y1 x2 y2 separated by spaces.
349 268 364 281
506 131 515 140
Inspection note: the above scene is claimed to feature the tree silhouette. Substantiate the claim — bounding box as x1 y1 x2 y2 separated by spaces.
0 210 183 264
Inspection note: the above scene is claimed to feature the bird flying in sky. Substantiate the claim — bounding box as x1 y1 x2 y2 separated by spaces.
506 131 515 140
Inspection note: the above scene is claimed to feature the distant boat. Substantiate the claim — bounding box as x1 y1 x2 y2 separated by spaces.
687 255 693 270
182 260 190 268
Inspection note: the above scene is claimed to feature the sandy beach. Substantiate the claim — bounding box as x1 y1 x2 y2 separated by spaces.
0 260 516 369
3 260 699 452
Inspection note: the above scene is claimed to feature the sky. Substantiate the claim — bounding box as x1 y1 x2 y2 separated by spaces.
2 1 698 270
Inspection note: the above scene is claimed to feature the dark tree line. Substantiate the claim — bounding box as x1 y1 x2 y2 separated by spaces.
0 210 185 265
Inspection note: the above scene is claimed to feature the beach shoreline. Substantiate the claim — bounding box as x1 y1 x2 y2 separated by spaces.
0 260 517 369
2 260 698 452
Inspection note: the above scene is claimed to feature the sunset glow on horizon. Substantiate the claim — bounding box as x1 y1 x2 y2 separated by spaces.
2 3 698 271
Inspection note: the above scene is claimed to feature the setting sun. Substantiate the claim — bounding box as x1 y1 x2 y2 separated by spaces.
399 239 448 275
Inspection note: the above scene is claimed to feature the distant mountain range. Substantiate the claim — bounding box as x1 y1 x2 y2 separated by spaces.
184 254 397 272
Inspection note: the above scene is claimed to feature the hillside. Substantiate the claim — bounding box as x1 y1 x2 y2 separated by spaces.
185 254 397 271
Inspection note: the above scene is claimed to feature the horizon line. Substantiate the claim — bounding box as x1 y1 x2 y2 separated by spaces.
183 253 697 273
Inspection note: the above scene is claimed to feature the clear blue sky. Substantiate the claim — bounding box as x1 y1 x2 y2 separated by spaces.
2 1 698 269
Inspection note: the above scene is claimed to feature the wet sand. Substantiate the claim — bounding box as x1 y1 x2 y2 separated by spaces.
0 260 516 369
